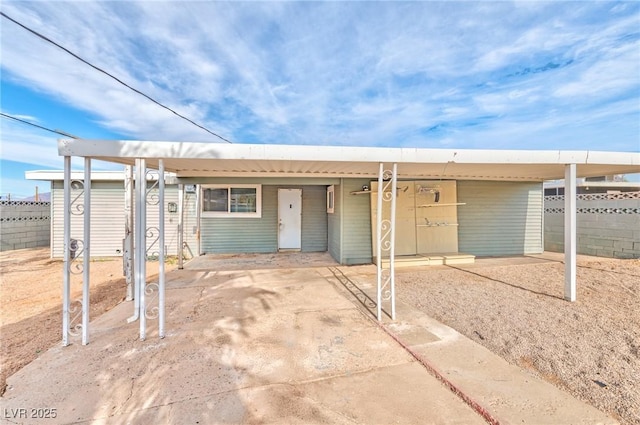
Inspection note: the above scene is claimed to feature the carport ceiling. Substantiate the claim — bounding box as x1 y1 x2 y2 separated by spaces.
58 140 640 182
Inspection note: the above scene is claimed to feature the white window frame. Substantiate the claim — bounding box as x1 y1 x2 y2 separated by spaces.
327 185 335 214
201 184 262 218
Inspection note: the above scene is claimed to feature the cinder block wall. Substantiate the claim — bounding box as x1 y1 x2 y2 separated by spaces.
544 192 640 259
0 201 51 251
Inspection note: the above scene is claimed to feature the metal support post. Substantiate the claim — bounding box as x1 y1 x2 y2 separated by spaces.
127 160 142 324
62 156 71 346
158 160 166 338
389 163 397 320
124 165 134 301
376 163 397 321
82 158 91 345
376 163 384 321
178 184 184 269
137 159 147 340
196 185 202 256
564 164 577 302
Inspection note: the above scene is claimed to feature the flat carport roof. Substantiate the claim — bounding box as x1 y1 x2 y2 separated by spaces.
58 139 639 181
54 139 639 343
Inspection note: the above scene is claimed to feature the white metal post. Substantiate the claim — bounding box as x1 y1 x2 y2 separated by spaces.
178 184 184 269
564 164 577 302
389 163 397 320
138 159 147 340
128 160 142 324
82 158 91 345
124 165 134 301
62 156 71 346
376 163 384 321
158 160 166 338
196 185 202 256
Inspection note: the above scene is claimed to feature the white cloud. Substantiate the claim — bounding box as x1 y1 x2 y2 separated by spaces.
0 1 638 152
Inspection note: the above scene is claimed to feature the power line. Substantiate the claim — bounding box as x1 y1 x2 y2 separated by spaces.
1 11 233 144
1 112 79 138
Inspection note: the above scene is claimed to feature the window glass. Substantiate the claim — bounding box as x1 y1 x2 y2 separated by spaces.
201 184 261 217
230 188 257 213
203 188 228 212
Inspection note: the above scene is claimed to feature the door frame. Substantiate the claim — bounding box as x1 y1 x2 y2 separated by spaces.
278 188 302 251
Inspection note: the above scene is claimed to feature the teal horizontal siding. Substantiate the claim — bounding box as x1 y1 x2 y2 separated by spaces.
300 186 328 252
201 185 277 253
341 179 372 264
328 185 341 262
201 184 328 254
458 181 543 256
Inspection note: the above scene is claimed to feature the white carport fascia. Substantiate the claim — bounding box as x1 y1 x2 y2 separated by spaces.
57 140 640 181
56 140 637 165
26 170 179 184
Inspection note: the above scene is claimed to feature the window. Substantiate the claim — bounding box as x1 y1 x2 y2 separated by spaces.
202 184 262 217
327 185 335 214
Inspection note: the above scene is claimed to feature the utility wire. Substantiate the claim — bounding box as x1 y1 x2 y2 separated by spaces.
1 11 233 144
1 112 79 138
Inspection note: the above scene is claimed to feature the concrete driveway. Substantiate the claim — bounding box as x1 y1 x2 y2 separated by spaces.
0 254 616 424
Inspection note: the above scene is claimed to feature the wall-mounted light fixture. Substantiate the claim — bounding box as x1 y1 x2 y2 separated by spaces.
168 202 178 213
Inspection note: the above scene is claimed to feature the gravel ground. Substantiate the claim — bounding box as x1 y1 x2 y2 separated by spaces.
0 248 174 394
395 255 640 425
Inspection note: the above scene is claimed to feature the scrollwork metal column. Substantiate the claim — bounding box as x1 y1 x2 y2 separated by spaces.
62 156 71 346
158 160 166 338
82 158 91 345
62 156 91 345
142 162 163 340
137 159 148 340
376 162 397 321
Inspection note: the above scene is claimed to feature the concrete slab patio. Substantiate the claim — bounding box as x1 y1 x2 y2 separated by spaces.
0 254 617 424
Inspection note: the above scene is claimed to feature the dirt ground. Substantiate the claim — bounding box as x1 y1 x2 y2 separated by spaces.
1 249 638 424
396 255 640 425
0 247 175 395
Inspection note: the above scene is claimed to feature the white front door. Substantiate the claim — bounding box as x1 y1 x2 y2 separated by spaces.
278 188 302 250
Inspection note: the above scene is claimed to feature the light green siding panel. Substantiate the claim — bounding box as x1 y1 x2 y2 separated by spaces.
328 185 342 262
201 185 328 254
300 186 328 252
201 185 278 253
341 179 373 264
458 181 543 256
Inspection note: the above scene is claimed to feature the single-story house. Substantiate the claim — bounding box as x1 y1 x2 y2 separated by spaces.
37 140 640 344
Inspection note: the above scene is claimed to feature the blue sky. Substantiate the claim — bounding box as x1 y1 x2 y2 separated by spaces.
1 1 639 198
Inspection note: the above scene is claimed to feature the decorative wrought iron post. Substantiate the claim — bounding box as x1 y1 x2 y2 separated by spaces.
82 158 91 345
62 156 91 345
62 156 71 346
128 159 165 340
195 184 202 256
158 160 166 338
376 162 397 321
137 159 148 340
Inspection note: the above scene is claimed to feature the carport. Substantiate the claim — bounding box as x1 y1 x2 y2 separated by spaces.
55 139 639 344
